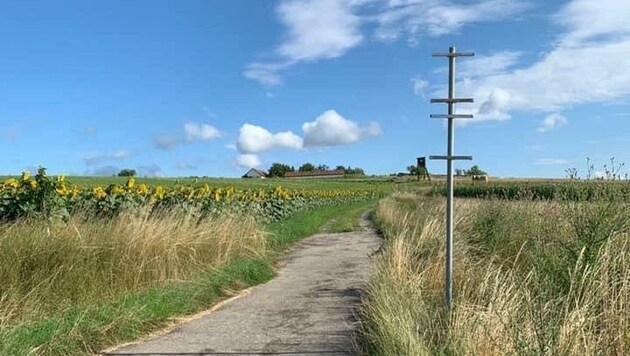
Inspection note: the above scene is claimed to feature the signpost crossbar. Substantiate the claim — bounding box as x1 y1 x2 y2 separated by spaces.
430 98 474 103
429 155 473 161
432 52 475 57
430 114 474 119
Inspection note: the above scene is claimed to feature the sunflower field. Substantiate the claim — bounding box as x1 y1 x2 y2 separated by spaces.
0 168 377 222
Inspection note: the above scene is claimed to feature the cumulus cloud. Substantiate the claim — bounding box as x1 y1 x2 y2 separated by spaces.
302 110 381 147
184 122 221 141
555 0 630 46
236 154 262 168
245 0 527 86
453 0 630 123
234 110 382 165
537 113 567 133
155 122 222 150
477 88 511 121
276 0 363 62
236 124 303 154
84 150 132 166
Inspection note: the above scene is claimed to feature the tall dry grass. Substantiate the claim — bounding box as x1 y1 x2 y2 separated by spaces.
0 209 265 327
359 193 630 355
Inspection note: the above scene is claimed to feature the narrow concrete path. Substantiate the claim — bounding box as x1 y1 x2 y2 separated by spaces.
105 217 382 356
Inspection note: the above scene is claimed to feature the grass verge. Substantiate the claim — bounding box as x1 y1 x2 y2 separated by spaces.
0 200 376 355
358 193 630 355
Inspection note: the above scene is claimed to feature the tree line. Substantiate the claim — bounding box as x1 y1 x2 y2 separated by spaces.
406 164 487 176
268 163 365 178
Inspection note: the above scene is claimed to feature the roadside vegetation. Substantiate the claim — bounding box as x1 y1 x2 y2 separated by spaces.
0 168 378 355
359 190 630 355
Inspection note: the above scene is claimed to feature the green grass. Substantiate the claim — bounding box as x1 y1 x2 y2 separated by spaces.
0 200 376 355
266 199 376 248
0 258 274 356
321 199 375 233
359 193 630 355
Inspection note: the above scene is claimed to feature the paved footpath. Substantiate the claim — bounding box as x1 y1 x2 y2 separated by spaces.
105 217 382 356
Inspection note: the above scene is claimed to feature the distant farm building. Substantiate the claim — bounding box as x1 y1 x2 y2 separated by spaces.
472 174 489 182
284 169 345 179
242 168 268 179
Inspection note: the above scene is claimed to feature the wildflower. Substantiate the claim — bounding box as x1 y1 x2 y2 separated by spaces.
93 186 107 199
3 178 19 189
111 185 124 195
136 184 148 195
126 177 135 189
56 185 69 196
153 186 166 200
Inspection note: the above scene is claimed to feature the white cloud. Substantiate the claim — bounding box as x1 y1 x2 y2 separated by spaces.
459 51 522 78
184 122 221 141
236 124 303 154
477 88 511 121
236 154 262 168
412 76 428 96
469 40 630 115
246 0 529 86
302 109 381 147
277 0 363 62
243 62 290 87
84 150 132 166
375 0 530 41
233 110 382 164
534 158 569 166
155 122 222 150
537 113 567 133
459 0 630 122
555 0 630 46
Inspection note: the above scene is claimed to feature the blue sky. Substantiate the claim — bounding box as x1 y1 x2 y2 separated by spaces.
1 0 629 178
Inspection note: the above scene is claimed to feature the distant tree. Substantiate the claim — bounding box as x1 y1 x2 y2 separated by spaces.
316 164 330 171
346 167 365 176
268 163 294 177
466 165 487 176
298 163 315 172
335 165 346 171
117 169 136 177
455 168 465 176
407 165 427 179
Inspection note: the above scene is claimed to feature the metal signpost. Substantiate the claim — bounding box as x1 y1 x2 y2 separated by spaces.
429 46 474 311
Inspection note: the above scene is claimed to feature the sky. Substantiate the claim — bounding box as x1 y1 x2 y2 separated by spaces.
1 0 629 178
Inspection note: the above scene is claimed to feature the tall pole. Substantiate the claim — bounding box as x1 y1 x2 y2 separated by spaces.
429 46 474 312
445 46 456 309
